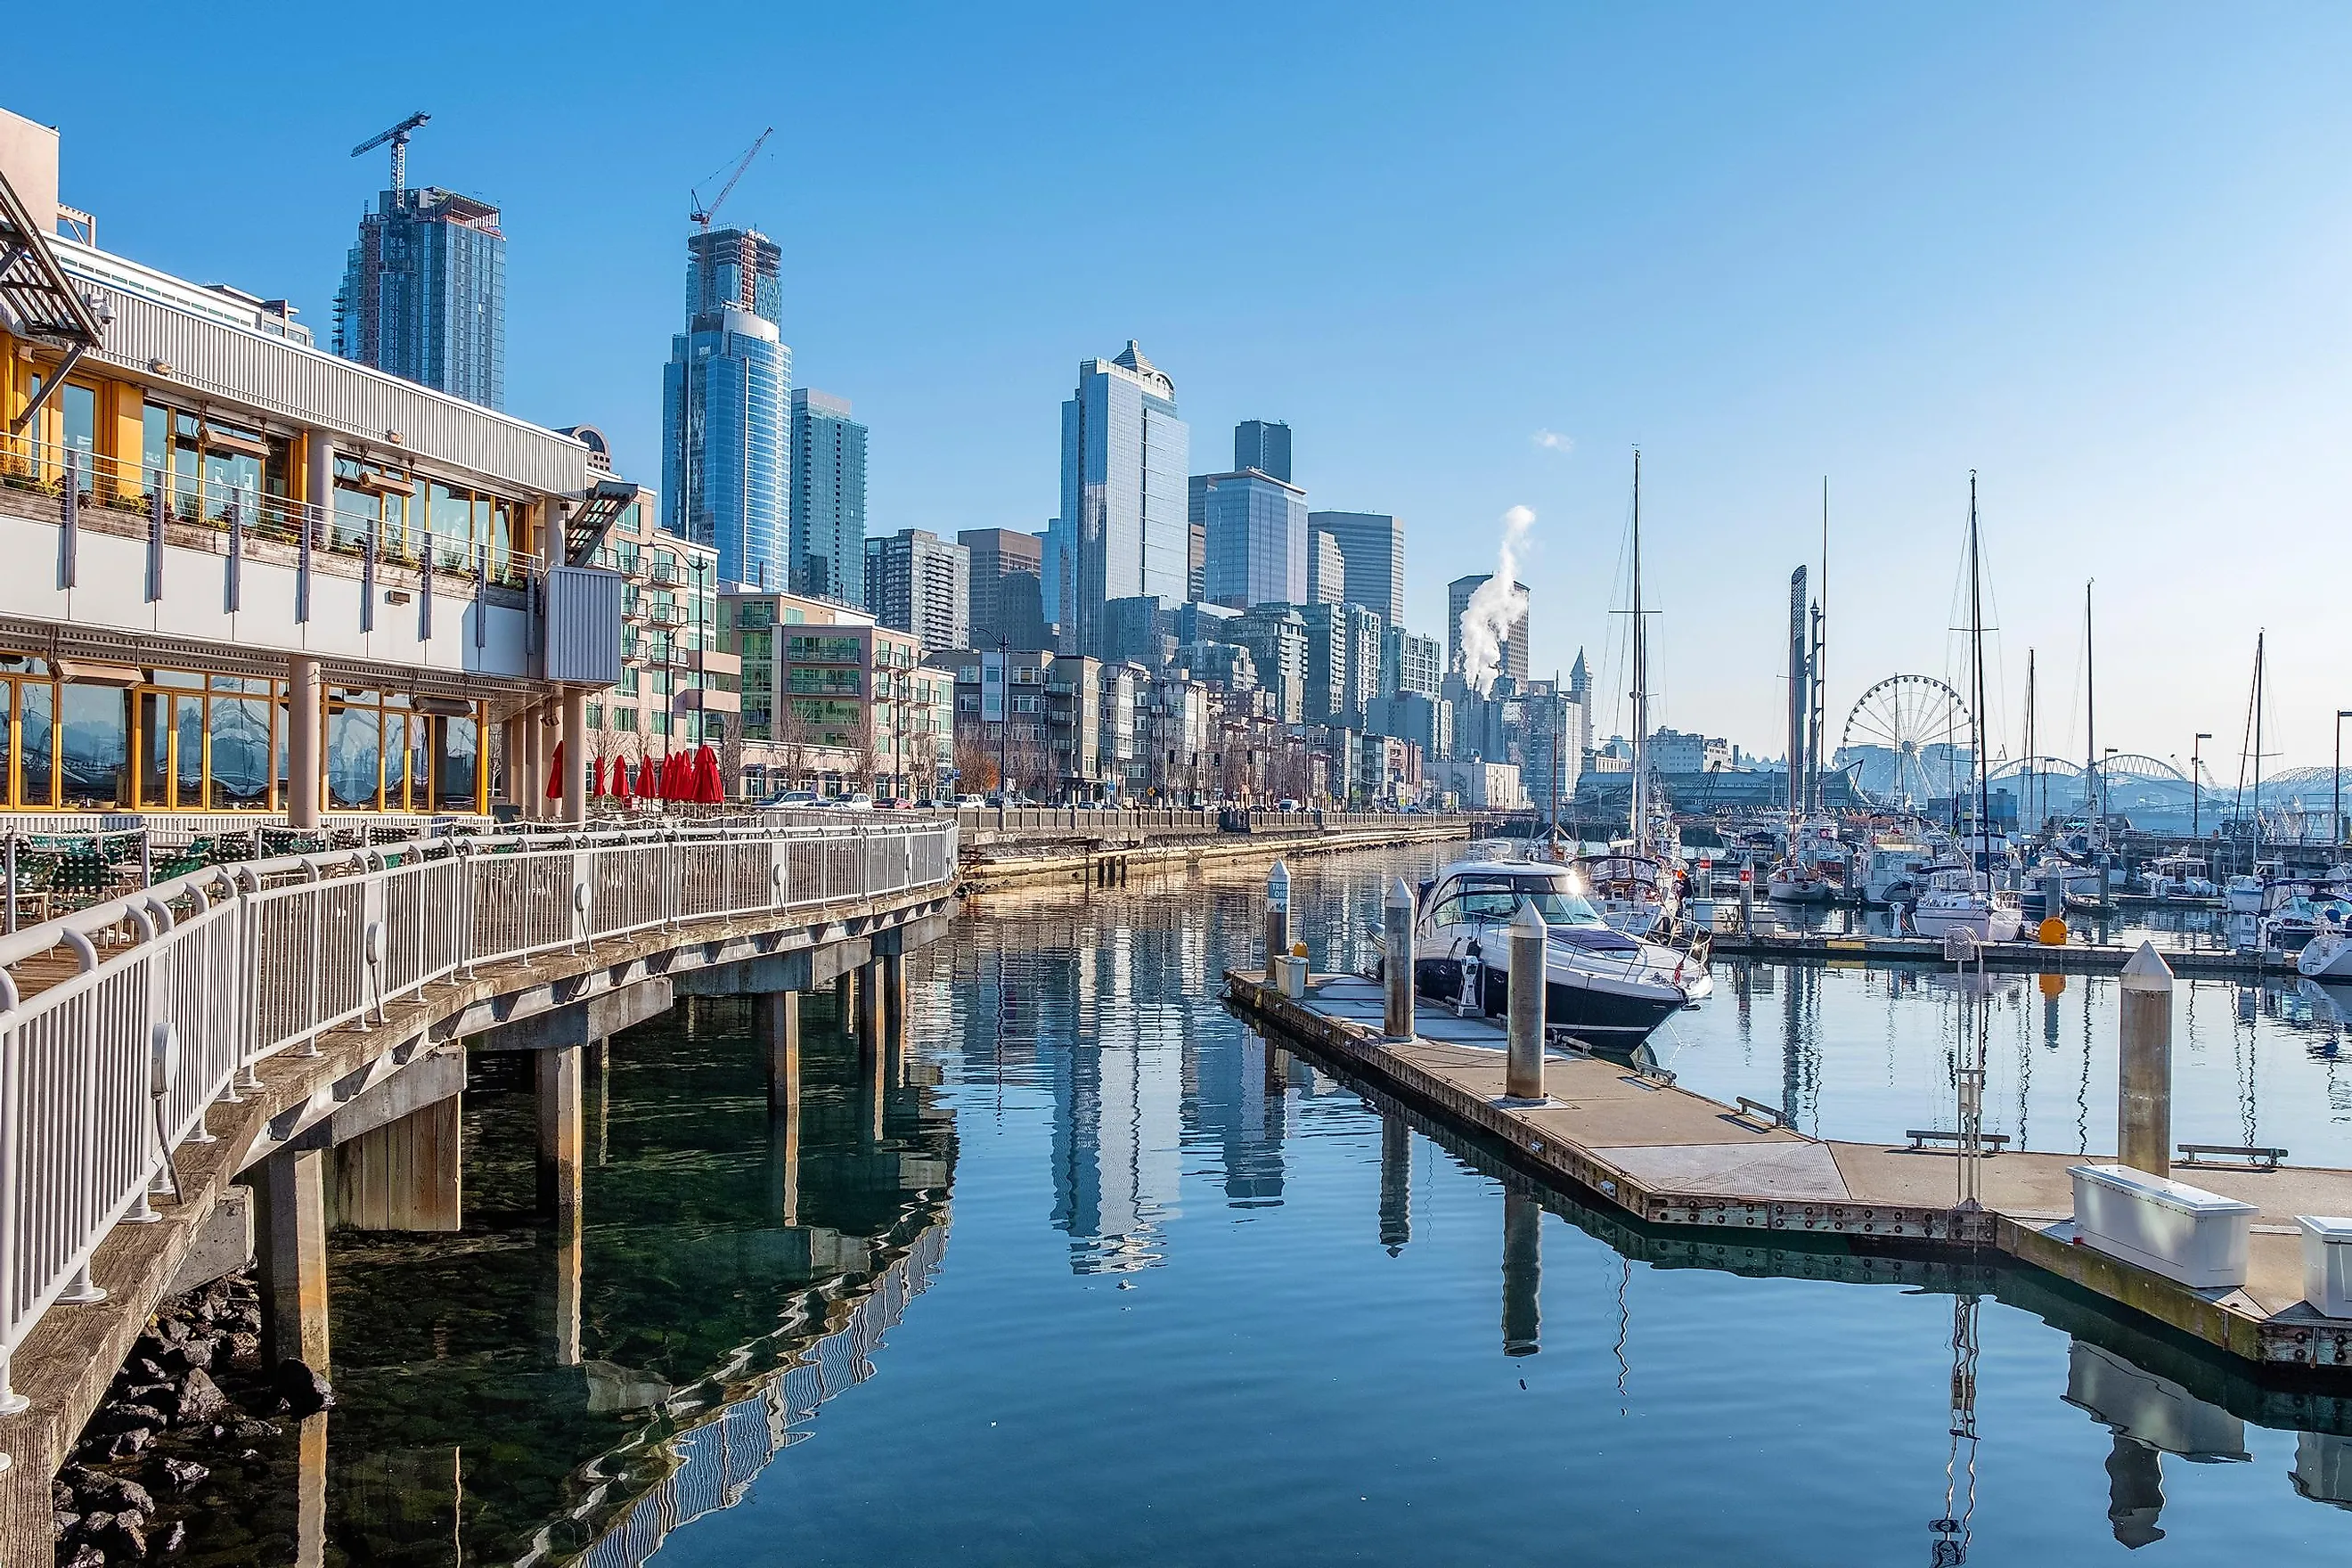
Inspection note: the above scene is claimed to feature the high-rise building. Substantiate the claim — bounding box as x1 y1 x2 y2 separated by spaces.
1233 420 1292 483
790 388 865 602
864 528 969 651
960 528 1045 648
1061 342 1189 654
335 184 506 409
1301 602 1384 729
1382 625 1443 700
1567 649 1595 762
1308 530 1344 606
1310 510 1405 628
1188 519 1206 602
1194 470 1308 608
1222 605 1308 724
1447 573 1530 686
662 226 789 589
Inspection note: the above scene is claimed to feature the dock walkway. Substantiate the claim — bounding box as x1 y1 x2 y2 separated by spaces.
1228 970 2352 1372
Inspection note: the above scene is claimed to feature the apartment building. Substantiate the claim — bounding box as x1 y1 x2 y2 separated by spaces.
721 588 950 800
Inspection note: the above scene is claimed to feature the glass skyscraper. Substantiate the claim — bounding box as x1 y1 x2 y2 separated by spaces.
1060 342 1189 656
661 226 789 589
1233 419 1291 483
1310 510 1405 627
335 186 506 409
790 388 866 602
1193 470 1308 609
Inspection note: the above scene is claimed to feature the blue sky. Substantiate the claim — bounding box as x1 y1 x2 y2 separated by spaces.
17 3 2351 770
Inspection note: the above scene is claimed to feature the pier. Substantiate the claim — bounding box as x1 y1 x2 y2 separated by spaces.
953 806 1484 892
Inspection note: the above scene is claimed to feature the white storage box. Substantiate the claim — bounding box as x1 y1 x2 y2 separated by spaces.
1272 955 1309 999
2299 1216 2352 1319
2069 1164 2254 1290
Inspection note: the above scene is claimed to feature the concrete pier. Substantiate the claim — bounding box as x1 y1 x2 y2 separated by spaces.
756 991 801 1114
254 1147 331 1372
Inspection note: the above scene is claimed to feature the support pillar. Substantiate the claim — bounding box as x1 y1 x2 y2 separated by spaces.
560 688 589 825
254 1147 331 1372
1502 1189 1541 1357
2119 942 2174 1177
285 655 323 830
834 970 853 1028
882 951 907 1085
297 1410 329 1568
756 991 801 1114
519 702 544 821
500 713 525 813
857 958 883 1058
537 1044 584 1224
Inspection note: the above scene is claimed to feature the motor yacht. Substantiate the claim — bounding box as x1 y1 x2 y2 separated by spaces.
1906 868 2024 943
1573 848 1682 938
2141 854 2218 902
2297 911 2352 980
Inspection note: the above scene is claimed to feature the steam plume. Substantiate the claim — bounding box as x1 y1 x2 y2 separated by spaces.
1458 505 1533 698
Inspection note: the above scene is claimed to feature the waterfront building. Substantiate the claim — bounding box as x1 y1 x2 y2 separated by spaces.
1382 625 1443 701
1220 605 1307 724
662 226 789 590
1648 727 1733 773
1061 343 1189 654
1300 601 1383 729
960 527 1045 648
723 588 948 800
1367 692 1452 767
1447 572 1530 685
1310 510 1405 627
1233 419 1291 483
864 527 969 652
335 179 505 410
1102 595 1180 670
1433 758 1528 811
1307 530 1344 606
1142 671 1212 800
789 388 865 602
932 648 1133 799
0 110 627 822
1195 469 1308 609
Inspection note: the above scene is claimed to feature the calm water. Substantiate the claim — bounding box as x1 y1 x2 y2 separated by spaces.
199 845 2352 1563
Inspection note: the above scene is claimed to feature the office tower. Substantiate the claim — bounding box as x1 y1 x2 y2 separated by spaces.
1567 648 1594 760
1383 625 1443 700
1302 602 1384 728
1188 520 1206 601
1103 595 1180 669
1061 341 1189 655
662 226 790 589
1308 530 1344 606
960 528 1045 647
336 184 506 409
790 388 866 602
1194 470 1308 608
1311 510 1405 627
1447 572 1530 686
1223 605 1308 723
864 528 969 651
1233 419 1292 483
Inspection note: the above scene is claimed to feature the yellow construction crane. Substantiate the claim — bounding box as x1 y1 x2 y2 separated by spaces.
353 111 431 196
690 128 774 232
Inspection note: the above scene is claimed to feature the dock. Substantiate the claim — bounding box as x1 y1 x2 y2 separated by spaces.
1226 969 2352 1373
1702 928 2284 976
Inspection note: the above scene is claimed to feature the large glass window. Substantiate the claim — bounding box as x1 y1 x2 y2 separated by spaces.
60 685 129 809
327 703 381 809
208 685 272 808
19 679 53 805
437 716 479 807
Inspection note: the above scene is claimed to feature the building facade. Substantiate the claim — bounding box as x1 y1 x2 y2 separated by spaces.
959 527 1044 649
1307 529 1344 606
1382 625 1443 701
789 388 865 602
335 184 506 411
661 226 789 589
1447 572 1530 685
1311 510 1404 627
576 463 736 765
1060 342 1188 654
1220 605 1307 725
1300 601 1383 730
864 528 969 652
723 589 949 800
1232 419 1291 482
1195 470 1308 609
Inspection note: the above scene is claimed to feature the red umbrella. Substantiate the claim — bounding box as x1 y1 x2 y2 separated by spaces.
544 739 564 799
662 751 685 802
609 755 635 801
692 744 724 804
635 755 658 799
591 756 607 797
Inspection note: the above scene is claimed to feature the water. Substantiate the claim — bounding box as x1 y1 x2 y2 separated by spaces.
183 845 2352 1563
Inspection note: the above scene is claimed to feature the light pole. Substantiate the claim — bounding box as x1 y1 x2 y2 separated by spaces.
2192 733 2211 838
2336 711 2351 848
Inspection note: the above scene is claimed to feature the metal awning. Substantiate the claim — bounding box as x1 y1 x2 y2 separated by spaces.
0 162 105 430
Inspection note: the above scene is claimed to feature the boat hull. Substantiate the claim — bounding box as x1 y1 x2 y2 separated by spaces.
2299 935 2352 980
1413 956 1693 1054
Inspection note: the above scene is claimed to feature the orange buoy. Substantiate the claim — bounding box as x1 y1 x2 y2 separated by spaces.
2038 971 2066 1000
2038 916 2069 946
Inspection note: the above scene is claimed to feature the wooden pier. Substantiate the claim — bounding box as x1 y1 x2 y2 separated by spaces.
1226 969 2352 1374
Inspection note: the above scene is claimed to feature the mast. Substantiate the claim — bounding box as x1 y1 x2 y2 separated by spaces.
1629 449 1647 847
2084 581 2098 827
2254 631 2266 869
1809 477 1828 815
2023 649 2037 831
1968 474 1990 877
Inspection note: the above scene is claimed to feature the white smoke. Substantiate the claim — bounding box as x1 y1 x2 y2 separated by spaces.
1457 505 1533 698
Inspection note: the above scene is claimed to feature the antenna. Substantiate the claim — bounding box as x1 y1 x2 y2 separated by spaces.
352 111 431 196
690 128 775 232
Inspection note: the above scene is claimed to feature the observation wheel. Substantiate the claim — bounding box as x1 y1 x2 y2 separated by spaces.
1839 675 1973 809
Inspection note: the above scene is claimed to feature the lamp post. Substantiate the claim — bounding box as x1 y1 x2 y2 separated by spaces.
2192 733 2211 838
996 635 1010 832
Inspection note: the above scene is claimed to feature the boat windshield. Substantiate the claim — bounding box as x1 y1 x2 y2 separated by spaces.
1427 873 1603 928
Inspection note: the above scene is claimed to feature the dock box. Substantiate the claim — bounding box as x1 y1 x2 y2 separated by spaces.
1272 955 1309 999
2299 1216 2352 1318
2069 1164 2254 1290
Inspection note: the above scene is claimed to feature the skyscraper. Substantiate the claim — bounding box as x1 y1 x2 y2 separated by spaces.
662 227 790 589
1301 601 1384 728
1061 342 1189 655
335 185 506 409
960 528 1045 648
1193 470 1308 608
1308 530 1344 606
1382 625 1443 700
864 528 969 651
790 388 865 603
1447 573 1530 686
1310 510 1405 627
1233 420 1292 483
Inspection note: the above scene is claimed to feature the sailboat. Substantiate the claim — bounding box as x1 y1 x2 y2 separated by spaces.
2225 634 2277 943
1578 451 1685 938
1909 475 2024 944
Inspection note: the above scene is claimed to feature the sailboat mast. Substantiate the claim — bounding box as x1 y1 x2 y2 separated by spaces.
2254 631 2266 868
2084 581 2098 826
1809 477 1828 814
1968 474 1990 872
2024 649 2037 830
1629 449 1646 845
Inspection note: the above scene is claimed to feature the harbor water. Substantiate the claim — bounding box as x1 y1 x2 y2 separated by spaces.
179 845 2352 1563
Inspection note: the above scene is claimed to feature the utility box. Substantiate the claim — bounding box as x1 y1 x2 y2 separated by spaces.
2299 1215 2352 1318
2070 1164 2253 1290
1272 955 1308 998
543 565 624 685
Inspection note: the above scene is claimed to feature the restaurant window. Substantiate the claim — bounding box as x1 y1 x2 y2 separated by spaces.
60 684 130 809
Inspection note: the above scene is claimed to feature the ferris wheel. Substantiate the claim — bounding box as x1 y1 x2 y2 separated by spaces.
1838 675 1974 809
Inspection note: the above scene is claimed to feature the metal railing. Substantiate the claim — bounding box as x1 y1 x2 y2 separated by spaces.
0 814 955 1410
952 806 1474 836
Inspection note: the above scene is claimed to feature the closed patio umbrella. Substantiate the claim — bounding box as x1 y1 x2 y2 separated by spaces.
544 740 564 799
692 745 724 804
635 755 658 799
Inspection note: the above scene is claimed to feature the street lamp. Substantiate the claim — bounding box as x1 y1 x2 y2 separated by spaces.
2192 733 2212 838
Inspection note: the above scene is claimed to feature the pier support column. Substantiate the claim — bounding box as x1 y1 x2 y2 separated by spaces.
254 1146 331 1372
1265 861 1291 982
2118 943 2174 1177
500 712 525 813
1383 877 1415 1041
537 1044 584 1224
297 1411 329 1568
834 970 853 1030
1502 1190 1541 1357
857 958 883 1058
882 951 907 1084
757 991 801 1113
559 688 588 825
1379 1110 1411 1254
1504 900 1548 1101
285 655 323 830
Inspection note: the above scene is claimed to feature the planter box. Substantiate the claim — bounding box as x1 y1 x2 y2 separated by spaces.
2069 1164 2254 1290
2300 1216 2352 1318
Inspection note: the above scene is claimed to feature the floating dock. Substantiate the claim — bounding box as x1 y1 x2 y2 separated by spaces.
1226 969 2352 1373
1702 928 2284 976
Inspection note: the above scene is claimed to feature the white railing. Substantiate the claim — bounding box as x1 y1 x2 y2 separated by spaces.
0 815 956 1411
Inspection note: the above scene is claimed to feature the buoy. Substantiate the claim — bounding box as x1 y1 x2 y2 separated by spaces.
2038 971 2066 1000
2038 915 2069 946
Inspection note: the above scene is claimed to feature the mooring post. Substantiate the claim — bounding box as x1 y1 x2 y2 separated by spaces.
756 990 801 1114
1384 877 1416 1040
1502 1189 1541 1356
1505 898 1548 1100
2118 941 2174 1177
1265 860 1291 983
537 1043 584 1225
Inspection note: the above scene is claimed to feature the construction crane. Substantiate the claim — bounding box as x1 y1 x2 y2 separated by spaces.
689 128 774 232
352 112 431 196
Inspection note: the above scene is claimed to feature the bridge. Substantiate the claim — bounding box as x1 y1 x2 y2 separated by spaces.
0 815 958 1559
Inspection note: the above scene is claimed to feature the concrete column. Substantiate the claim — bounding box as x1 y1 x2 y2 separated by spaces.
1378 1109 1411 1254
519 701 543 821
551 1204 583 1368
2118 942 2174 1177
769 1083 802 1229
537 1044 584 1224
1505 900 1548 1100
882 951 908 1084
1264 860 1291 982
297 1411 329 1568
1502 1190 1541 1357
834 970 853 1028
1383 877 1415 1041
500 713 525 813
592 1037 609 1167
756 991 801 1114
857 958 883 1058
285 655 323 829
560 687 589 825
255 1147 331 1371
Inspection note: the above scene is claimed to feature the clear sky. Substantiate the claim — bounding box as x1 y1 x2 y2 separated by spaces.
15 3 2350 772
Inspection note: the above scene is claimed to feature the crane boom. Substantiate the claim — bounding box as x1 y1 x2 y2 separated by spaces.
690 127 774 231
352 112 431 196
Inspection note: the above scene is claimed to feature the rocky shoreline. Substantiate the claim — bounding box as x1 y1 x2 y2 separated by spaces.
53 1271 331 1565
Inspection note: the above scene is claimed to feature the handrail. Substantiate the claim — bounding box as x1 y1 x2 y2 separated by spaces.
0 813 958 1411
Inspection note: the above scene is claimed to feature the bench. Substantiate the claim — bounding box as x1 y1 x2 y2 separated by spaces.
2176 1143 2288 1172
1907 1129 2013 1154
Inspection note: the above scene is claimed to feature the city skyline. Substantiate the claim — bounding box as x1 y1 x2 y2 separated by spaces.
22 4 2352 763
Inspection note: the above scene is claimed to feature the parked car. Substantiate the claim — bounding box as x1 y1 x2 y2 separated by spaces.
1278 798 1303 813
761 791 821 810
955 794 986 809
871 796 907 810
842 792 875 811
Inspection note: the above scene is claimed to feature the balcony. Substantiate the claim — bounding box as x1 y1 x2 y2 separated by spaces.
674 687 741 714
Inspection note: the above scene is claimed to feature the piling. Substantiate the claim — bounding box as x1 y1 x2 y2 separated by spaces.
1505 898 1548 1100
756 990 801 1113
1383 877 1415 1041
1502 1190 1541 1356
536 1044 584 1225
2118 941 2174 1177
1378 1111 1411 1254
1265 861 1291 983
254 1147 331 1373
